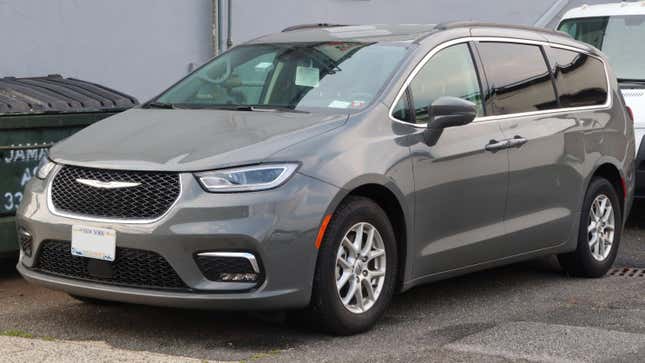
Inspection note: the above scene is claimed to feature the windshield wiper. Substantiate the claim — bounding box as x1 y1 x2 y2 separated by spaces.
247 104 308 113
186 104 308 113
144 102 179 109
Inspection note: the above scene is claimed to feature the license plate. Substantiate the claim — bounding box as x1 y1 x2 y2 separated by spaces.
71 225 116 262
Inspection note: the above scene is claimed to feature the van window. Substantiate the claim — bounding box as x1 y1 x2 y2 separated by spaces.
392 92 412 122
407 43 483 124
229 52 277 104
550 48 608 108
477 42 558 115
558 15 645 81
156 42 408 112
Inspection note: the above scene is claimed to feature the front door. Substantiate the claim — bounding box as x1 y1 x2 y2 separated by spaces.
390 42 510 277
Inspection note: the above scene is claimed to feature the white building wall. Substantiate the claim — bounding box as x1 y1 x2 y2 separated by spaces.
1 0 567 101
0 0 213 101
229 0 561 46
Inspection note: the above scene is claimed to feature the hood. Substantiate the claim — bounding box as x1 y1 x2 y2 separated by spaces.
49 108 348 171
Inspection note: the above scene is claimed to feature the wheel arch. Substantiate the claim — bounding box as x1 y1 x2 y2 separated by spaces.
588 162 626 216
324 176 412 292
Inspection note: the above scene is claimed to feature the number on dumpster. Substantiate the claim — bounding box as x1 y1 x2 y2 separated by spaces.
3 192 23 212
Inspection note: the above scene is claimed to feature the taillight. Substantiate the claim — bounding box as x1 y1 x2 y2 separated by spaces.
626 106 634 122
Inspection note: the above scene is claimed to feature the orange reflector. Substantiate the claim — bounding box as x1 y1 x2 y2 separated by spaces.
315 214 332 249
626 106 634 122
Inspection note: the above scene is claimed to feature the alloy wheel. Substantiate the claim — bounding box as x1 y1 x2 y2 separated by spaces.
335 222 387 314
588 194 615 262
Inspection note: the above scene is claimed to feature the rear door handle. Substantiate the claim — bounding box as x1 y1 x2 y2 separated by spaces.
508 135 528 148
485 139 511 152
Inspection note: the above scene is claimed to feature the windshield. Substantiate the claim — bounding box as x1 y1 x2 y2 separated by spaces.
155 42 408 111
558 15 645 81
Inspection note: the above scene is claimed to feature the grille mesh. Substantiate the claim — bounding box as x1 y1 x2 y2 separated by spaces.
51 166 180 220
34 240 188 290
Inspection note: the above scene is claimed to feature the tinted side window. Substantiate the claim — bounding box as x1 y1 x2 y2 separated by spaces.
407 44 484 124
477 42 558 115
550 48 608 108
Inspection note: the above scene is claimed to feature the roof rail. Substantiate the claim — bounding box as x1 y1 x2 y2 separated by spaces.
434 21 570 37
281 23 349 32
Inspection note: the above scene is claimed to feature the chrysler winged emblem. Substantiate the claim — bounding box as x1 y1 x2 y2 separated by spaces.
75 178 141 189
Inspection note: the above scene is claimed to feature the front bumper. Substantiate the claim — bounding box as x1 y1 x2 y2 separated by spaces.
17 262 304 310
15 170 339 310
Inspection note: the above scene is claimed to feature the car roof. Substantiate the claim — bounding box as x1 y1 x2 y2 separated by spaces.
247 22 589 53
247 24 439 44
248 22 570 43
562 2 645 20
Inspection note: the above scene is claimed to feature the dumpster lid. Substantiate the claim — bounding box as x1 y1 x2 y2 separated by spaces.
0 74 138 115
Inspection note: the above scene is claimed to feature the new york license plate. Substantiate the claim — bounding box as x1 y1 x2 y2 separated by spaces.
71 225 116 262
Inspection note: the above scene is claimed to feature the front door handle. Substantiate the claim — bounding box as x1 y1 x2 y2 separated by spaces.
508 135 528 148
485 139 511 152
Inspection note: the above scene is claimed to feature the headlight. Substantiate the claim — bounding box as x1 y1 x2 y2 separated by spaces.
36 158 56 179
195 163 299 192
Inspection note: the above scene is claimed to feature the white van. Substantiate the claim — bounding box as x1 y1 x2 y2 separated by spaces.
558 2 645 195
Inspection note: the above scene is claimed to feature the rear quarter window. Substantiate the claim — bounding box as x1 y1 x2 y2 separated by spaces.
549 47 608 108
477 42 558 115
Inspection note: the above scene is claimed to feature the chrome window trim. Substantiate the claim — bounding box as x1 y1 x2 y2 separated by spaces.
388 36 613 128
46 164 183 225
197 252 261 273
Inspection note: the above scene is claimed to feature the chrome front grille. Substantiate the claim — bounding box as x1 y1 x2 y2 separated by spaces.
50 166 180 221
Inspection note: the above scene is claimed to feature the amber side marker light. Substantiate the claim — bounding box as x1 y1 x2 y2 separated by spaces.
315 214 332 249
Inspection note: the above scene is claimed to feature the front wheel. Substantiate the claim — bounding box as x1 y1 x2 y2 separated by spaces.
558 177 622 277
307 196 398 335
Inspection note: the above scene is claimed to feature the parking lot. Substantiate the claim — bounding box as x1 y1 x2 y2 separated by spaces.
1 205 644 362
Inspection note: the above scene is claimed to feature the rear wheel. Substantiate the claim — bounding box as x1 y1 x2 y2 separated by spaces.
558 177 622 277
306 196 398 335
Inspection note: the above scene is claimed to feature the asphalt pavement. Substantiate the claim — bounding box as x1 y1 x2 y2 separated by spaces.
0 206 644 362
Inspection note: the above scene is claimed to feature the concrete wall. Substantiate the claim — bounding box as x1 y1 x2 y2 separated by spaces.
228 0 561 46
0 0 213 101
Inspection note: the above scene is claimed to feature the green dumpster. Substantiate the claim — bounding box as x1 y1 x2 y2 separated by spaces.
0 75 138 258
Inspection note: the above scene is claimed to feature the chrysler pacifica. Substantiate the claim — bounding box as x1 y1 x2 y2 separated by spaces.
17 23 634 335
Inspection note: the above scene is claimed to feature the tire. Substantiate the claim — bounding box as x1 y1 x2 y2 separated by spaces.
558 177 622 277
305 196 398 335
68 294 118 305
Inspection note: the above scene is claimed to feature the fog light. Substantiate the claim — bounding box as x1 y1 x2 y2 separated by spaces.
219 273 259 282
18 227 33 257
195 252 263 284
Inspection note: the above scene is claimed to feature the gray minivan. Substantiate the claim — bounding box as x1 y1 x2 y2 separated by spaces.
16 22 634 335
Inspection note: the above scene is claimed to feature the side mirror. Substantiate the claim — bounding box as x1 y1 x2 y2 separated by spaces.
427 97 477 130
